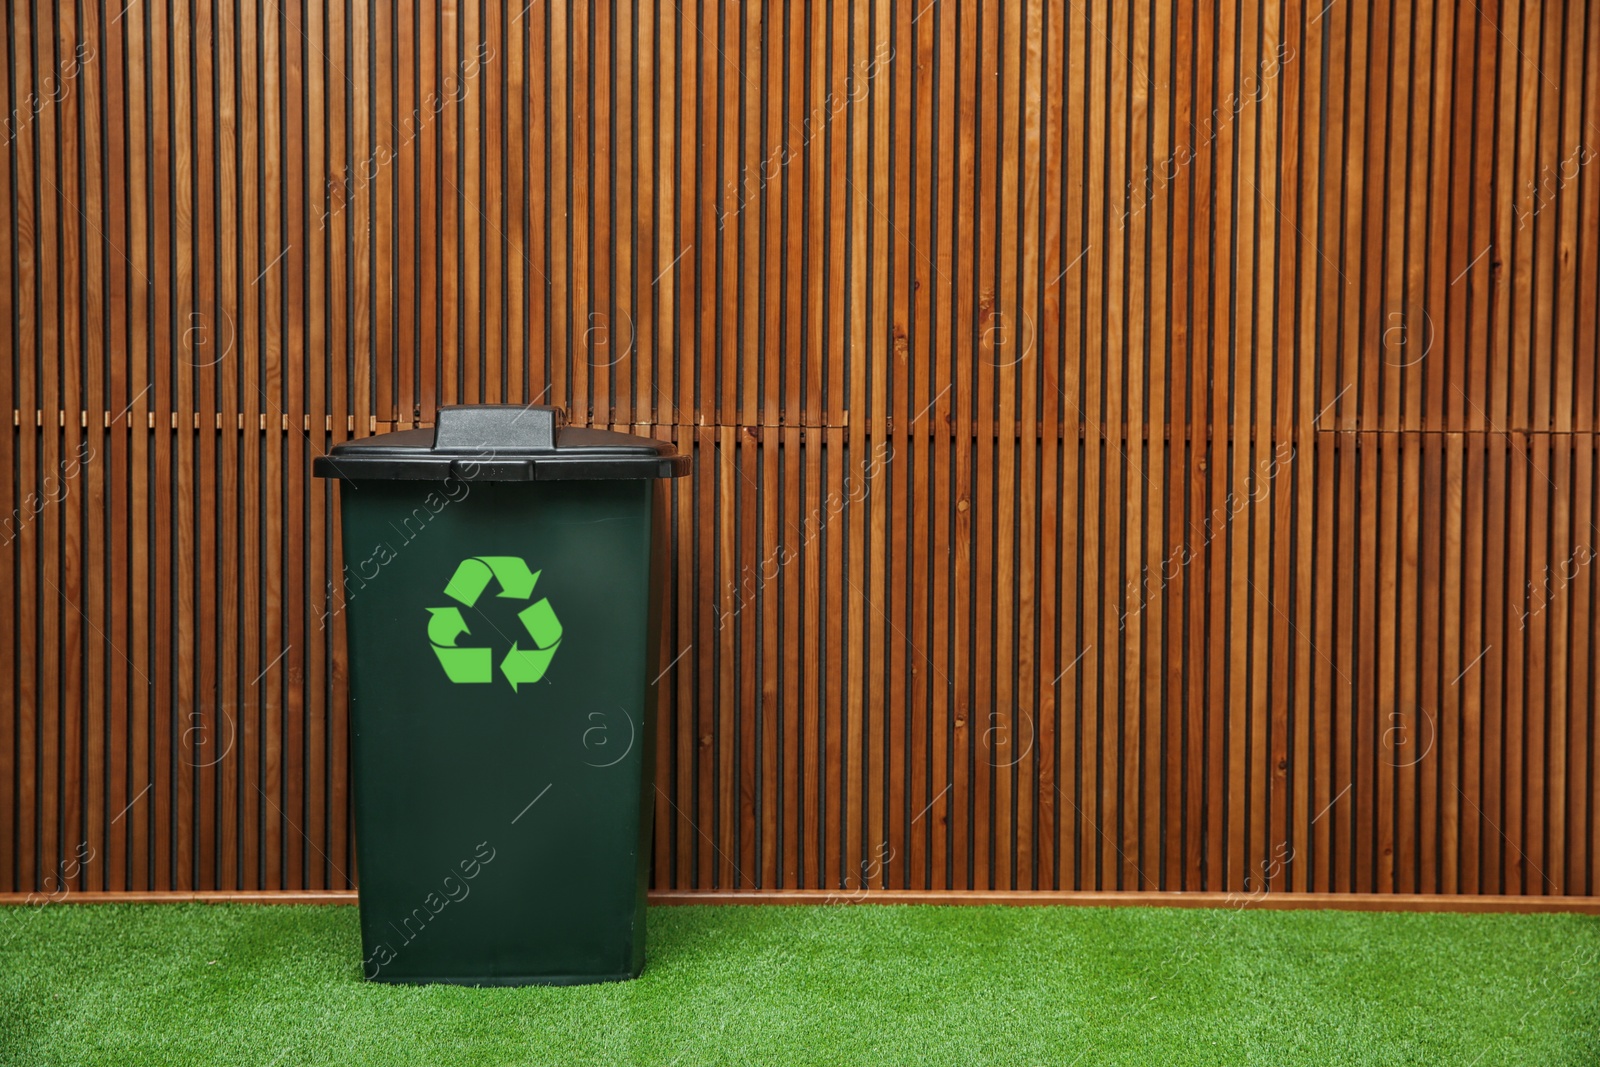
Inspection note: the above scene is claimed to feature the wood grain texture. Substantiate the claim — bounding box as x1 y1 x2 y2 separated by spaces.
4 0 1599 901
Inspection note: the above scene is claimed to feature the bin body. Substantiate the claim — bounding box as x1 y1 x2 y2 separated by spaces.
315 405 684 985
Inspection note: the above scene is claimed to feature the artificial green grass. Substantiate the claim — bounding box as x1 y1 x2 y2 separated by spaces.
1 902 1595 1066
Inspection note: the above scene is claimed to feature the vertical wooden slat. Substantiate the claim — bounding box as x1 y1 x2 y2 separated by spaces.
799 429 822 885
950 0 977 894
843 0 870 894
823 425 843 890
672 423 696 886
1336 432 1359 893
326 0 353 884
150 0 176 892
280 0 307 894
395 0 418 418
702 424 722 886
1059 0 1088 892
79 1 109 894
235 0 263 893
1197 0 1227 893
736 430 758 887
125 0 152 892
1481 436 1508 893
1504 440 1529 894
0 0 17 895
462 0 485 404
34 0 64 899
780 427 801 888
303 0 331 890
1141 0 1171 894
1109 0 1138 898
437 0 459 404
1034 0 1063 892
866 0 891 894
1442 433 1466 894
259 0 287 893
1286 0 1316 895
169 0 195 892
56 0 84 896
415 1 438 418
1417 440 1442 893
887 0 915 892
103 0 130 894
1524 433 1551 892
194 0 224 889
372 0 395 418
930 0 959 891
778 4 807 893
1169 0 1199 895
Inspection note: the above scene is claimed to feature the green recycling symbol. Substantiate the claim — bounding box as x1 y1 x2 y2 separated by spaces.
427 556 563 691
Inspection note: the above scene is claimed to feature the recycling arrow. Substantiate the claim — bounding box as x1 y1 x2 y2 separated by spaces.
427 606 471 646
426 607 493 684
517 599 563 646
443 555 539 605
428 556 562 692
502 643 558 692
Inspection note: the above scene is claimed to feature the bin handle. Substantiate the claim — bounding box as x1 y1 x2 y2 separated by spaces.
447 457 538 481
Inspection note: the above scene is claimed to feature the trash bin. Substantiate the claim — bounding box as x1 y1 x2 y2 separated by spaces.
313 403 689 985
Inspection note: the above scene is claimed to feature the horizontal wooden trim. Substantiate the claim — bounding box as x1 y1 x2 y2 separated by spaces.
12 409 394 433
3 889 1596 915
0 891 361 906
1313 427 1600 437
646 890 1600 914
15 410 1600 443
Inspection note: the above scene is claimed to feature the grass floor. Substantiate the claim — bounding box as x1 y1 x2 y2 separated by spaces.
1 902 1596 1066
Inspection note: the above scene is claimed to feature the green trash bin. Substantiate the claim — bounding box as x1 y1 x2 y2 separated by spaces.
313 404 688 985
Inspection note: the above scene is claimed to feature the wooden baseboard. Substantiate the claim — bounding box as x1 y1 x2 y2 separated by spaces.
0 891 361 906
647 889 1600 913
1 888 1596 914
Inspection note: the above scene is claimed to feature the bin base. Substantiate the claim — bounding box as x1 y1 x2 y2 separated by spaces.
364 966 644 988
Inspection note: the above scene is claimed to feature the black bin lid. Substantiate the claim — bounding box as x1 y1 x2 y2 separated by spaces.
312 405 690 481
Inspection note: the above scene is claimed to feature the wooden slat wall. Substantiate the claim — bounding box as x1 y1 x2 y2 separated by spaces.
5 0 1599 898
